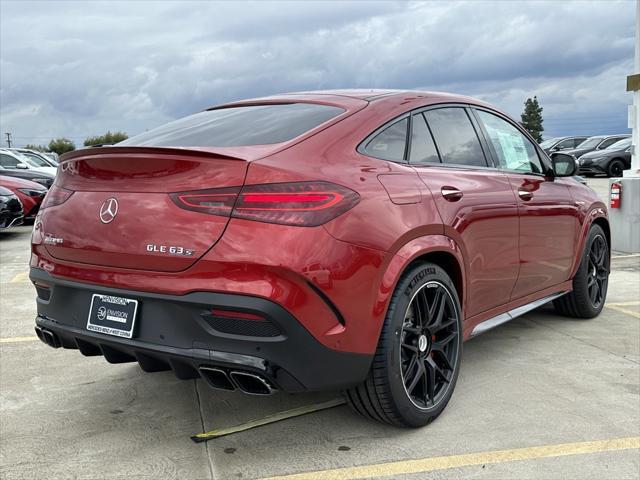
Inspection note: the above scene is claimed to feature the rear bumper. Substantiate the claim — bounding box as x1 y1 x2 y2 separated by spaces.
31 267 372 393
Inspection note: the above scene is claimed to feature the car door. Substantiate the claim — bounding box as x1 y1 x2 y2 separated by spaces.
0 153 23 169
472 108 579 300
410 107 520 318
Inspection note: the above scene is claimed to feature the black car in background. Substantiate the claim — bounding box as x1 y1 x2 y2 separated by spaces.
0 166 54 189
561 134 631 159
539 136 588 154
578 137 632 177
0 186 23 229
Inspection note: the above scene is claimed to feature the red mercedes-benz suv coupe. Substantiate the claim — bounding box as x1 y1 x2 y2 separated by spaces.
32 90 609 427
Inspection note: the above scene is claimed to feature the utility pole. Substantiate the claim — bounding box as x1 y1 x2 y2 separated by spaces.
4 132 12 148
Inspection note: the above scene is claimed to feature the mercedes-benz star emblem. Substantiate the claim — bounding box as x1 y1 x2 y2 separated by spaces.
99 197 118 224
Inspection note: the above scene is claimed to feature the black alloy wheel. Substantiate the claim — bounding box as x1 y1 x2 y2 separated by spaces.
400 281 459 410
607 159 624 177
344 262 462 427
554 224 609 318
586 234 608 309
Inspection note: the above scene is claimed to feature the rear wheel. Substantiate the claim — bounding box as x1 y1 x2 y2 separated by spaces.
554 224 609 318
344 262 462 427
607 159 624 177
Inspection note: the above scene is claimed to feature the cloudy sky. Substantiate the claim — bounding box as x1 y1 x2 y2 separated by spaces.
0 0 635 148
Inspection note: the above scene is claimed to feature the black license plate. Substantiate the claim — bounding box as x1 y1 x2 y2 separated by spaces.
86 294 138 339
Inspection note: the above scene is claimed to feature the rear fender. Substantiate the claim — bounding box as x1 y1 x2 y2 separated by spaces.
373 235 466 343
569 205 609 279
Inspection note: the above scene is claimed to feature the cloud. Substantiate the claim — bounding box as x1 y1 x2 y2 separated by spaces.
0 0 634 146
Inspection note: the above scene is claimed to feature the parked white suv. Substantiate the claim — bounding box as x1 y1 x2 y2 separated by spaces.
0 149 57 176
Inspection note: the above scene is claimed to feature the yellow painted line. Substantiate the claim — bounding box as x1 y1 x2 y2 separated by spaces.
0 336 38 344
192 398 346 442
606 301 640 307
9 272 28 283
612 253 640 259
605 304 640 319
262 436 640 480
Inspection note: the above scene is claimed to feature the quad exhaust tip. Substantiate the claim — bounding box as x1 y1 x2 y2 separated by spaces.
198 366 275 395
199 367 235 391
229 371 275 396
34 326 60 348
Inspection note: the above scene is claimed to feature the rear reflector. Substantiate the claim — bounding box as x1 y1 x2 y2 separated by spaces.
171 181 359 226
41 186 74 210
210 309 266 322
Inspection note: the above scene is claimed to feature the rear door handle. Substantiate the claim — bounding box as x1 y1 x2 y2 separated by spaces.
518 189 533 201
441 186 463 201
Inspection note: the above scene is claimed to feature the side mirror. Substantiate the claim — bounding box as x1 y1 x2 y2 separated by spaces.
551 146 560 151
15 164 28 169
550 153 577 177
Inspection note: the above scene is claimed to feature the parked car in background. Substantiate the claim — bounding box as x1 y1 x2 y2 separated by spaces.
578 137 632 177
561 134 631 159
43 152 60 166
32 90 610 428
9 148 59 173
0 186 24 229
0 166 54 189
0 175 47 220
0 149 57 177
539 136 588 154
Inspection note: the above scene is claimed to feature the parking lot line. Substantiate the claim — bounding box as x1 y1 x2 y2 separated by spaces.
8 271 29 283
261 436 640 480
605 304 640 319
0 336 38 344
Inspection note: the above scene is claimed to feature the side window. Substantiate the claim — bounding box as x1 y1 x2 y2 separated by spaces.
423 108 487 167
575 137 587 147
363 118 408 161
409 113 440 164
476 110 544 174
0 154 20 168
556 139 573 149
599 138 622 149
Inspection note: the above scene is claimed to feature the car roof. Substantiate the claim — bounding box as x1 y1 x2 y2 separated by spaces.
211 89 500 117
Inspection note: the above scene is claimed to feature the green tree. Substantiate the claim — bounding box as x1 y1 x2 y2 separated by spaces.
48 138 75 155
521 96 544 143
24 144 50 152
84 131 128 147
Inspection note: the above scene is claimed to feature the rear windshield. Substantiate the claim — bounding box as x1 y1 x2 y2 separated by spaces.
119 103 345 147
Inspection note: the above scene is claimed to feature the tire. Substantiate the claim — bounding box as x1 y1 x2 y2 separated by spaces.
344 262 463 427
553 224 609 318
607 159 624 178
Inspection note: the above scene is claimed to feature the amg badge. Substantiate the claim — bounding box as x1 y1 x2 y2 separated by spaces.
146 244 195 256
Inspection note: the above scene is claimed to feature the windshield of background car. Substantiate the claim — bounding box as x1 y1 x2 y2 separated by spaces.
604 138 631 151
20 152 50 167
119 103 345 147
579 137 604 149
539 138 560 148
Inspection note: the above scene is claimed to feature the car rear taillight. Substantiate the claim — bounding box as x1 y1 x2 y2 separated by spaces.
171 181 359 226
41 186 74 209
170 187 240 217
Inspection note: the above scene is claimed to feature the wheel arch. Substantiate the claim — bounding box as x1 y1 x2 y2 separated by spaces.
592 216 611 251
569 208 610 279
375 235 467 337
404 251 464 308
